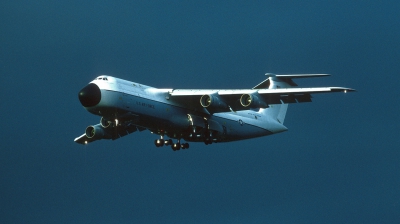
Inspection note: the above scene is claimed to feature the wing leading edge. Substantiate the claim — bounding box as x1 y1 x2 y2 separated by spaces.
169 87 355 96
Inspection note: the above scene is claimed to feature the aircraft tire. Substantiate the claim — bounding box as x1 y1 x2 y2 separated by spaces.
164 139 172 146
172 143 180 151
155 139 164 147
204 137 212 145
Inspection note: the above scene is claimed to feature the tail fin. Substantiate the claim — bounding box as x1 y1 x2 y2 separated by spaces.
253 74 290 123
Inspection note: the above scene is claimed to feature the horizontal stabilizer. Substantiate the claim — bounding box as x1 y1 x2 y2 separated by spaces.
254 73 330 89
275 74 330 79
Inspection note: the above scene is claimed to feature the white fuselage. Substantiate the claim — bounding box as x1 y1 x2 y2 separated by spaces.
84 76 288 143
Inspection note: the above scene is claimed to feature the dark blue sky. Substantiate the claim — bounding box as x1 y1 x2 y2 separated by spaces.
1 1 399 223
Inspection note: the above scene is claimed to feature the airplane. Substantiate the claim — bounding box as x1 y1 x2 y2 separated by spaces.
74 73 355 150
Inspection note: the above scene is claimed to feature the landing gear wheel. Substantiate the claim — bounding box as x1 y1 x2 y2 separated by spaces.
172 143 181 151
164 139 173 146
154 139 164 147
181 143 189 149
204 137 212 145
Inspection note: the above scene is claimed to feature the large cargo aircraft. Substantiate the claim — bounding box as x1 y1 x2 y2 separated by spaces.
74 73 354 150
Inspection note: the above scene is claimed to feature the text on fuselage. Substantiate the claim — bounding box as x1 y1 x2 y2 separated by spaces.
136 101 155 109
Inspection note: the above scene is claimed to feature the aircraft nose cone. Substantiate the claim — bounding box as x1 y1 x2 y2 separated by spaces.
78 83 101 107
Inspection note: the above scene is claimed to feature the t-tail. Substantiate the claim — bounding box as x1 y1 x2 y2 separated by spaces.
254 73 331 124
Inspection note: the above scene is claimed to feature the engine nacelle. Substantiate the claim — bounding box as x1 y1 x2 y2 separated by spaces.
85 124 108 140
200 94 227 111
240 93 268 108
100 117 111 128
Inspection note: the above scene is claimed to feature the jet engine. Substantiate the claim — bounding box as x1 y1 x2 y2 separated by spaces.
100 117 111 128
240 93 268 108
85 124 110 140
200 94 227 111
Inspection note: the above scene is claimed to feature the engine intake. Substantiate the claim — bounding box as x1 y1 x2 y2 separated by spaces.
100 117 111 128
85 124 107 140
200 94 227 110
240 93 268 108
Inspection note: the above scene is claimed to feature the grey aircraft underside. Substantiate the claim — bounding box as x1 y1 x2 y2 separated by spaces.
74 73 355 150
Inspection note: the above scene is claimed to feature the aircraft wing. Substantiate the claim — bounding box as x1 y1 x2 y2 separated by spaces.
170 87 354 96
74 133 92 144
74 122 144 145
169 87 355 112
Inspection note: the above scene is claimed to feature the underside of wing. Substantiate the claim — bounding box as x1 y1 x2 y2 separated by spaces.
74 122 144 145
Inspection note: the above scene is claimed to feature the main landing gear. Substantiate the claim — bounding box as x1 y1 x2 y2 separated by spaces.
203 131 214 145
154 137 189 151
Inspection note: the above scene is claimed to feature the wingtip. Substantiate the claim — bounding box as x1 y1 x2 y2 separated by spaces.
330 87 356 93
343 88 356 93
345 88 356 92
74 134 89 145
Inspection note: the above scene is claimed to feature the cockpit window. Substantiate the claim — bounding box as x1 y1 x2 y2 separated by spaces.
103 78 108 80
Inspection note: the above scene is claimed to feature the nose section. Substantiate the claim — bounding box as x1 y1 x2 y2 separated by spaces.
78 83 101 107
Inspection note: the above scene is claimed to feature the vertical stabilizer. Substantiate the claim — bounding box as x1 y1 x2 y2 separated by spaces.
254 74 291 124
276 104 288 124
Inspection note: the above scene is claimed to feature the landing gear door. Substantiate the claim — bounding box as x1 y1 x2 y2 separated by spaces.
188 114 206 128
208 119 223 133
